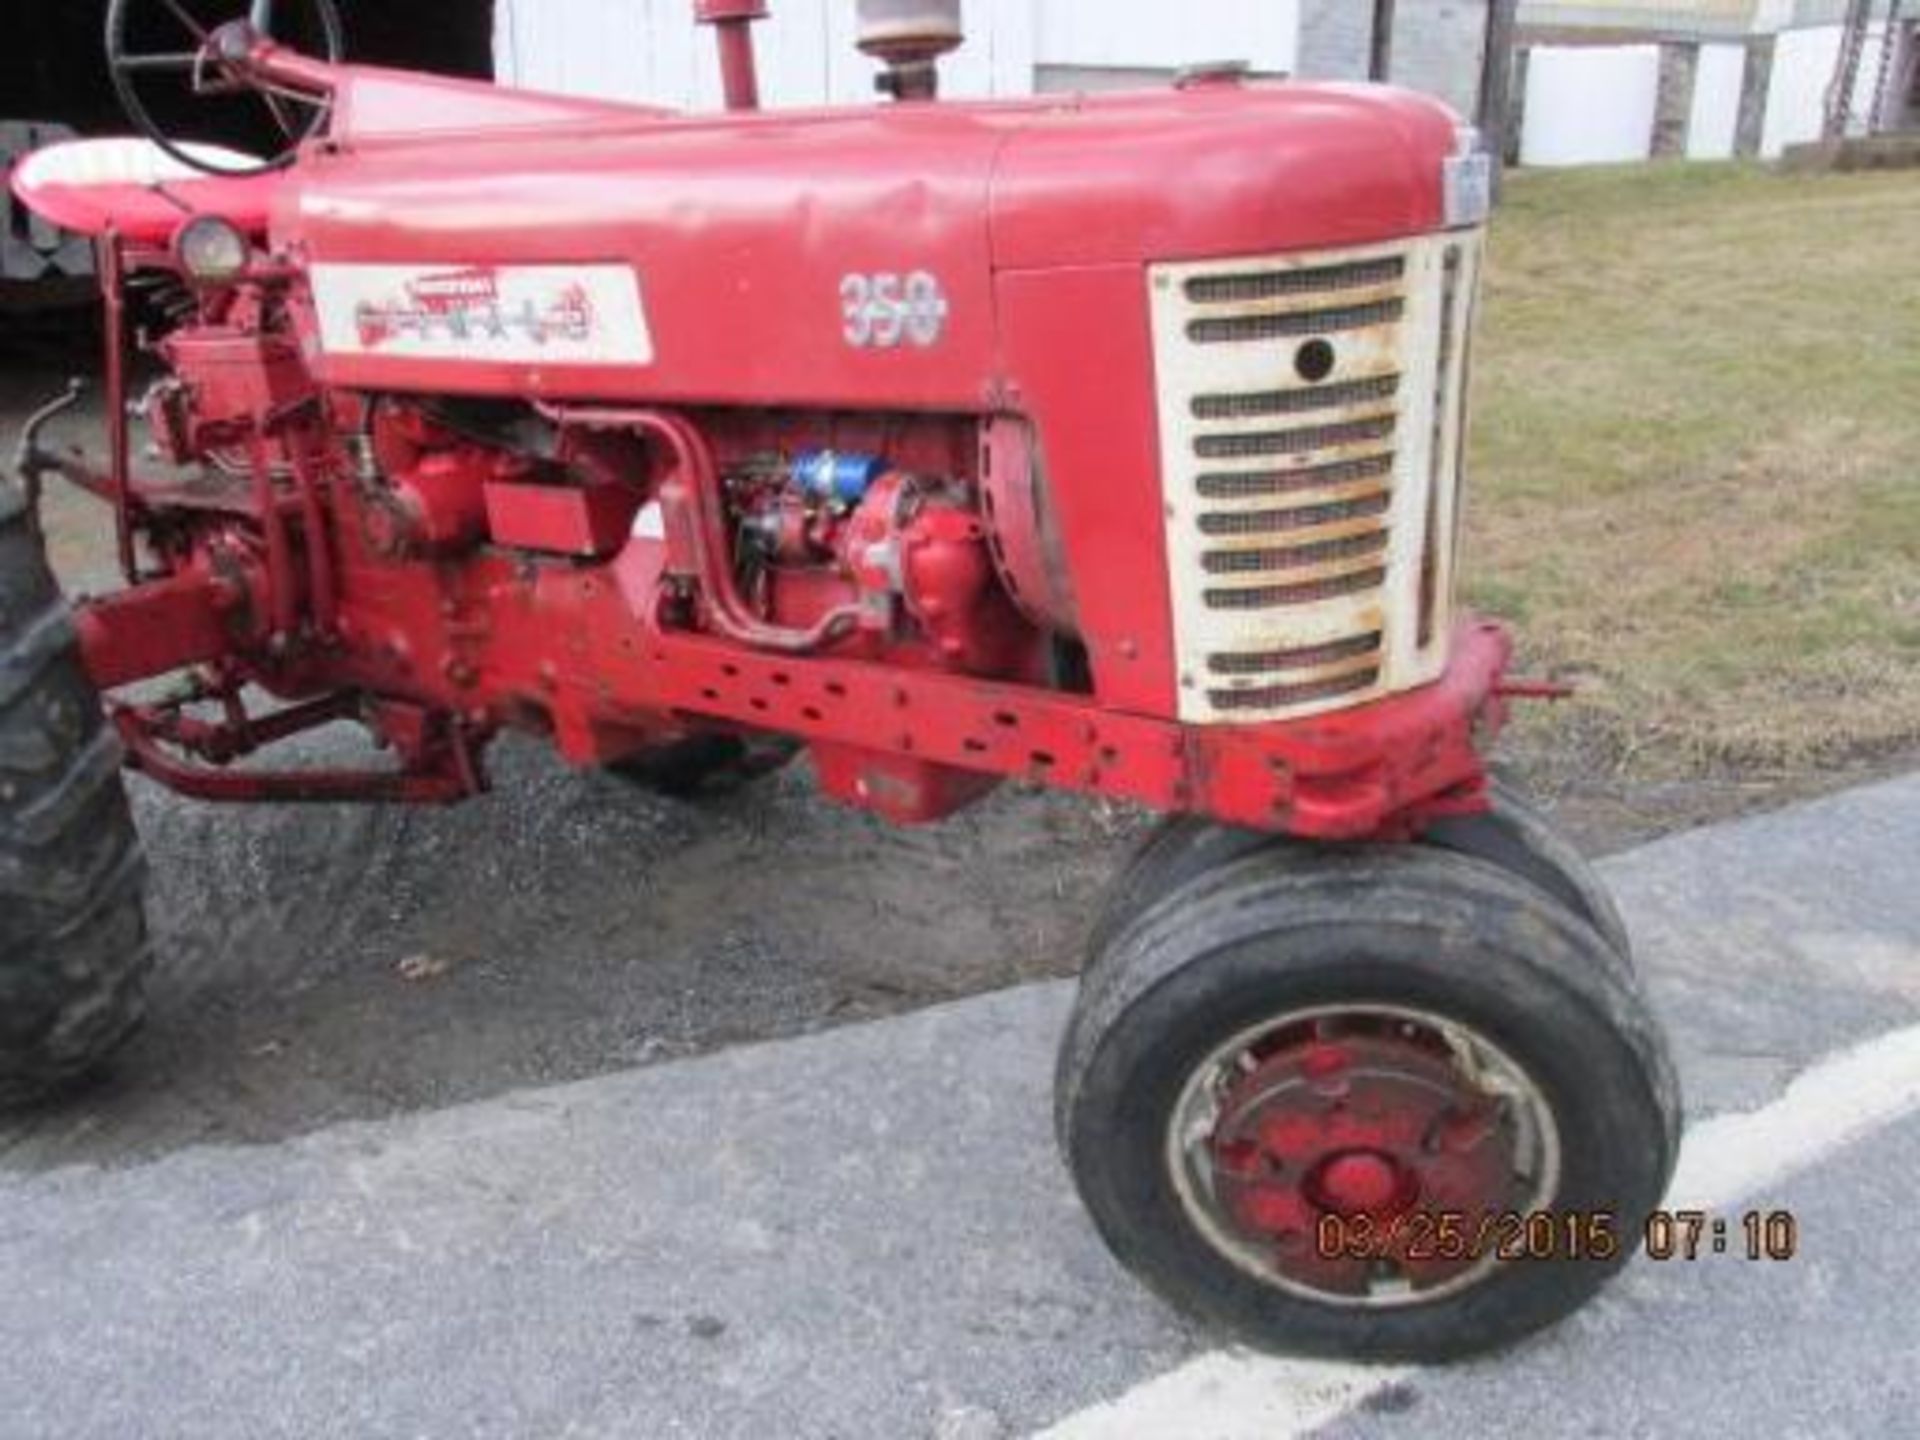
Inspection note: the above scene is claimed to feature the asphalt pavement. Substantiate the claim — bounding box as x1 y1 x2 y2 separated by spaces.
3 773 1919 1439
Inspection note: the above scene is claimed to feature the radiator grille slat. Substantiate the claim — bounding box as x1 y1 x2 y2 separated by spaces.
1198 491 1392 537
1207 631 1385 676
1194 454 1395 502
1204 567 1388 610
1192 374 1401 421
1200 530 1389 576
1207 666 1382 712
1193 416 1396 460
1188 299 1404 345
1184 257 1407 305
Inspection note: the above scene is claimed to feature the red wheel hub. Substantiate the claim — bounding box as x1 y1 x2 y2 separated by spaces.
1202 1020 1522 1299
1311 1150 1409 1214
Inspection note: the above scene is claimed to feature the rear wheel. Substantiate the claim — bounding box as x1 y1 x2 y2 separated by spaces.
1057 844 1677 1361
0 484 153 1108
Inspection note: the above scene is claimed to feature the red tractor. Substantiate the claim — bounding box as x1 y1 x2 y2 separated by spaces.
4 0 1677 1360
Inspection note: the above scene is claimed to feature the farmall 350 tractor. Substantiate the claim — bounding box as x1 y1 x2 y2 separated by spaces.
4 0 1678 1360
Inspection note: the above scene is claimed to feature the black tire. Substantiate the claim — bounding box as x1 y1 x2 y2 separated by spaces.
607 732 798 799
0 482 152 1109
1090 778 1631 962
1424 781 1631 960
1057 843 1679 1362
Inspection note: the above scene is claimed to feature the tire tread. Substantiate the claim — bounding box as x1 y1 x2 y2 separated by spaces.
0 485 152 1108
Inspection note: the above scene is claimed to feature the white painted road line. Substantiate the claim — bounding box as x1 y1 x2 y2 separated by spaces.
1663 1019 1920 1211
1030 1018 1920 1440
1031 1353 1411 1440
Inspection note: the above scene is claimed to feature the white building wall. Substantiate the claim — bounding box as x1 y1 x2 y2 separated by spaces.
1035 1 1297 74
1520 44 1661 165
493 4 1906 169
495 0 1034 108
1686 41 1745 158
1760 21 1894 156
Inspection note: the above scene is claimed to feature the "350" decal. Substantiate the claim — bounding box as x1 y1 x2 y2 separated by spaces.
840 271 949 349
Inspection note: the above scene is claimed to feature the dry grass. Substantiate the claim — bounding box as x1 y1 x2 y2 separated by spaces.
1466 162 1920 776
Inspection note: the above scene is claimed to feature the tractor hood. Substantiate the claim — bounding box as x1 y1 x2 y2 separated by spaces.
990 83 1457 269
280 80 1461 409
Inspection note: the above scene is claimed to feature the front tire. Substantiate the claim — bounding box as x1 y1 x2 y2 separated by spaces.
1090 778 1632 962
1057 844 1677 1362
0 483 152 1108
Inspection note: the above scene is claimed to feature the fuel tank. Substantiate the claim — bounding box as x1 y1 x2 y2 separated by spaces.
282 82 1458 411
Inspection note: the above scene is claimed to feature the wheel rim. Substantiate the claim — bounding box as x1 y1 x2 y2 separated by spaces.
1165 1003 1562 1309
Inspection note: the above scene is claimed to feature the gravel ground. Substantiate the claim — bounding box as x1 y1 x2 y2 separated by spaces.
2 728 1138 1170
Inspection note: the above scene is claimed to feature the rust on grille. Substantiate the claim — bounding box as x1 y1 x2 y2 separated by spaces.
1418 245 1465 649
1194 453 1394 501
1183 257 1407 305
1200 530 1388 575
1191 373 1401 421
1197 489 1392 535
1193 415 1396 460
1207 666 1383 711
1203 566 1388 610
1207 631 1384 676
1187 299 1405 345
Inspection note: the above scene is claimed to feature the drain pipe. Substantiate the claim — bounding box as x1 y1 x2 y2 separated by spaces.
695 0 768 112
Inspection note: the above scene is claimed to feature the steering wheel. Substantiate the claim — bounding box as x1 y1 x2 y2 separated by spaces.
105 0 345 177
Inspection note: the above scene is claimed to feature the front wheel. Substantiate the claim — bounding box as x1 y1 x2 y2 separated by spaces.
1090 778 1633 964
1056 844 1678 1362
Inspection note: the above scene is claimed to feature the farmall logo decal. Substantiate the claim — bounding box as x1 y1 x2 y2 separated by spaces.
353 267 595 350
310 263 653 365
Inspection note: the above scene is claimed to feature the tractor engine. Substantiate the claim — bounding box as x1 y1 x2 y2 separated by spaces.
353 399 1041 682
724 447 1036 677
107 313 1058 819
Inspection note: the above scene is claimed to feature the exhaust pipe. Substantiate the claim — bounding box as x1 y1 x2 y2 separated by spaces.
856 0 962 101
695 0 768 111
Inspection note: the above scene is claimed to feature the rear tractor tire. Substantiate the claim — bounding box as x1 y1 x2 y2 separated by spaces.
1056 841 1678 1362
0 483 153 1109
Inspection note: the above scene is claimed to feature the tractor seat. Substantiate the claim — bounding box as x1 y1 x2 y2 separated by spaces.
9 138 278 246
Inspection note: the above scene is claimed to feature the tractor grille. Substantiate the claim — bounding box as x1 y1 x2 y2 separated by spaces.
1149 231 1484 723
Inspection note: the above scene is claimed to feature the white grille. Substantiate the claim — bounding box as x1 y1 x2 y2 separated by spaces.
1149 230 1483 723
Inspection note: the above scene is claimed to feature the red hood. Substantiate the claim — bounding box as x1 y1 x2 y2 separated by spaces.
285 79 1458 273
278 77 1461 410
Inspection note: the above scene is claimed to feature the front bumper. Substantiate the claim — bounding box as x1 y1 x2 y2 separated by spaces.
1187 617 1511 838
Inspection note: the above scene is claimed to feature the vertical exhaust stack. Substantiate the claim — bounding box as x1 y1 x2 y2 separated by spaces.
856 0 963 102
695 0 768 111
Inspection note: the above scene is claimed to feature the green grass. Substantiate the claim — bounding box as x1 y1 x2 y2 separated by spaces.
1465 161 1920 773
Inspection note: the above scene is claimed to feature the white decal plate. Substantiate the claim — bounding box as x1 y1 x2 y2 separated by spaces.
310 263 653 365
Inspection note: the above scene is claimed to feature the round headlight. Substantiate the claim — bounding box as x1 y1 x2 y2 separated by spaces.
174 214 251 284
